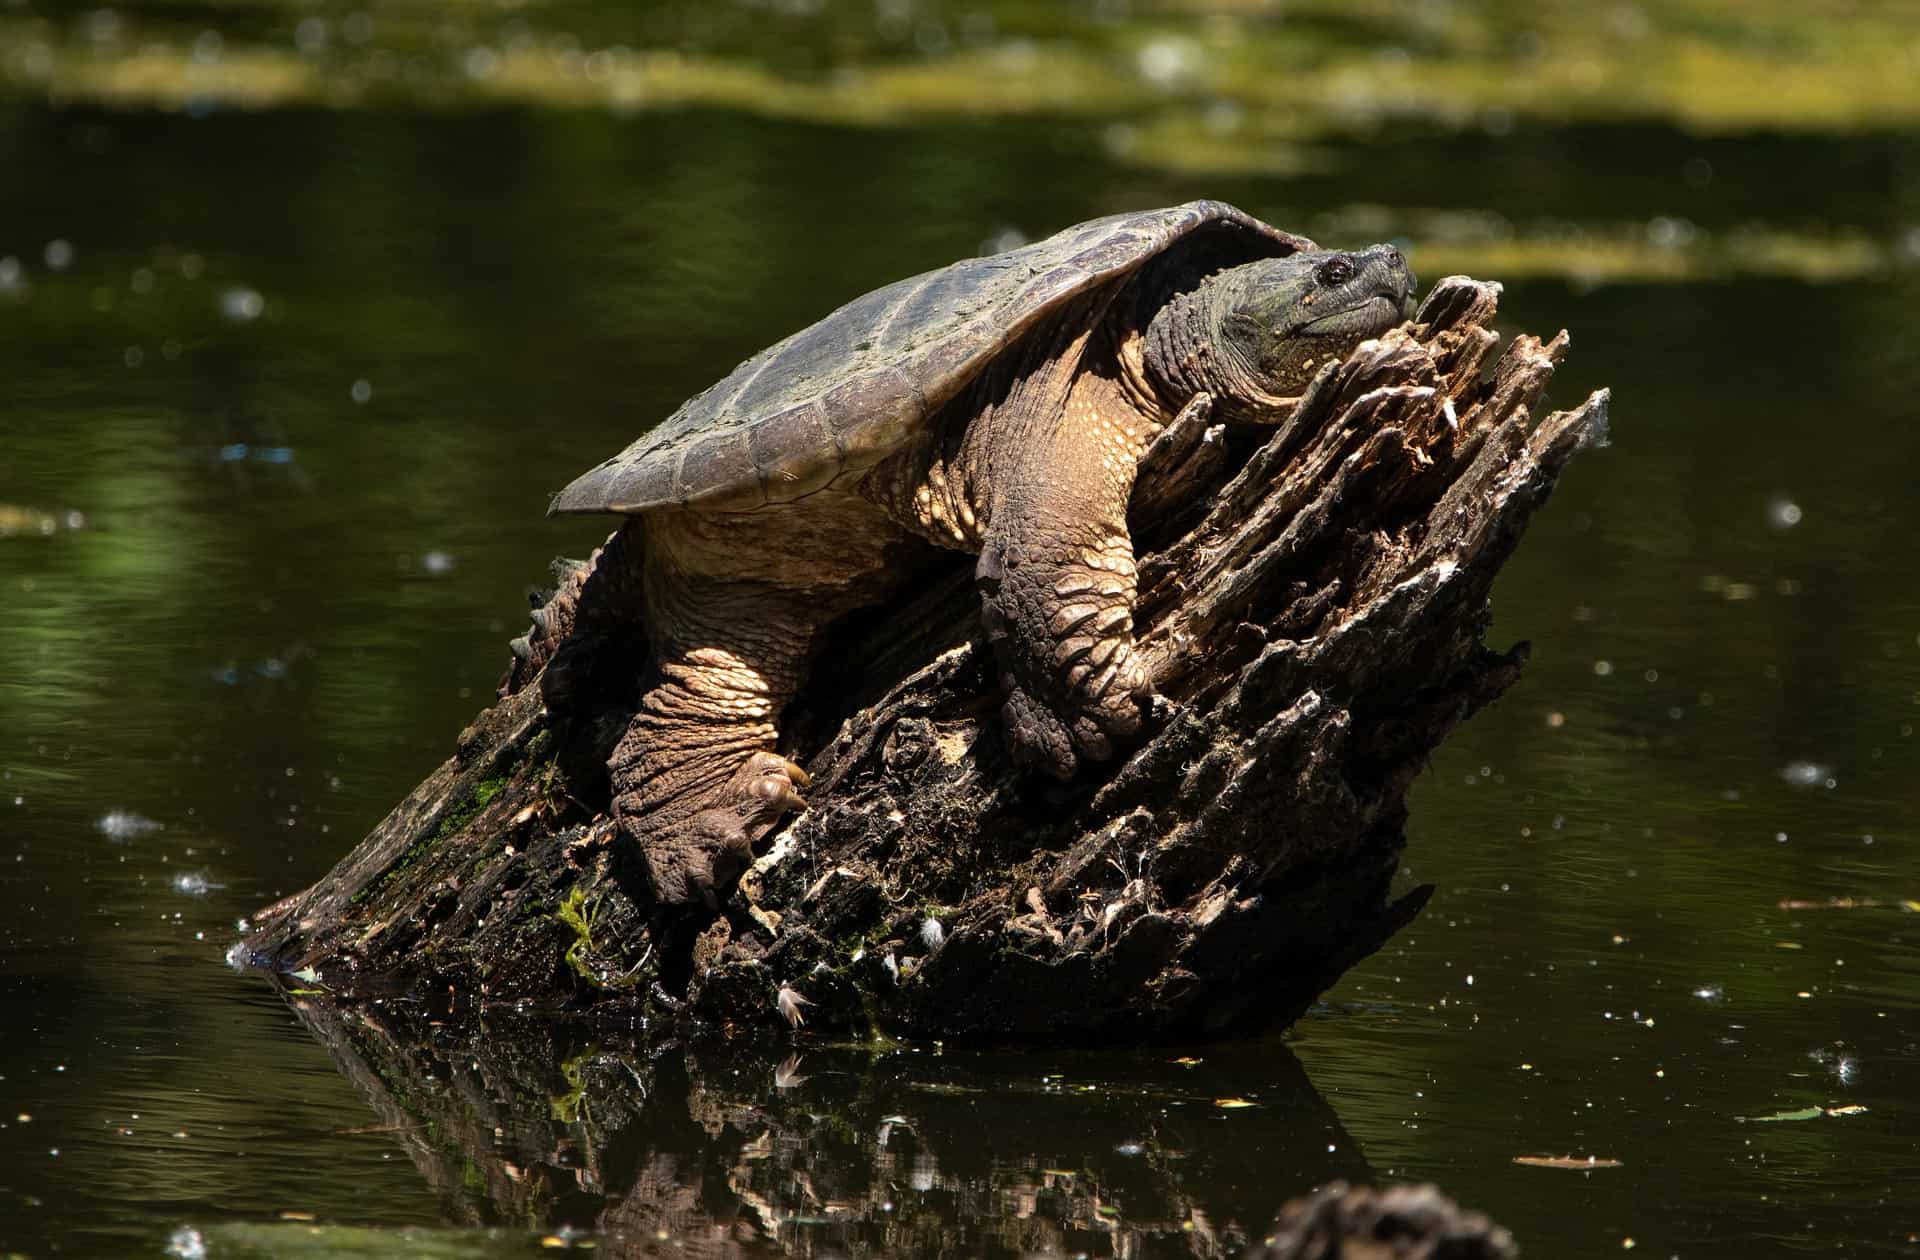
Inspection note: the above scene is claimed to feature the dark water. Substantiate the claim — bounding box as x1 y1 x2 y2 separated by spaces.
4 33 1920 1259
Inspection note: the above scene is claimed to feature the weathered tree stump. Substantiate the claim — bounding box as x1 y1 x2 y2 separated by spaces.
235 276 1607 1043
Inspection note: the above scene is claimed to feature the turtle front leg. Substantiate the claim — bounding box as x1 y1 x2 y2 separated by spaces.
977 370 1161 778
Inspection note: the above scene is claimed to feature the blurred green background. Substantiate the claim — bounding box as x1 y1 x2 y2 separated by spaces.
2 1 1918 1256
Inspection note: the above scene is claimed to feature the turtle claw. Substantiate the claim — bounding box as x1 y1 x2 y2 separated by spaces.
1002 686 1079 779
633 750 812 909
744 751 810 812
741 752 810 810
1001 659 1148 780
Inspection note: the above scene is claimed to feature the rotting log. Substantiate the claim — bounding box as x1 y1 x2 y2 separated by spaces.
235 276 1608 1043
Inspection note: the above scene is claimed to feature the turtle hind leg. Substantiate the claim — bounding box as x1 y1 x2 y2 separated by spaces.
614 722 811 908
611 639 815 909
612 500 906 909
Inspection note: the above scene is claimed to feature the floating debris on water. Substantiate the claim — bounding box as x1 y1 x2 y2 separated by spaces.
218 285 264 322
294 17 327 55
1766 495 1803 530
1692 984 1725 1003
462 45 501 81
1738 1104 1868 1123
1779 761 1835 788
418 550 458 576
217 443 296 464
171 870 223 896
164 1225 208 1260
209 656 295 686
44 239 73 270
97 810 163 839
0 505 86 538
1701 574 1759 600
1135 36 1201 89
1513 1154 1624 1170
1776 897 1904 910
1811 1046 1860 1086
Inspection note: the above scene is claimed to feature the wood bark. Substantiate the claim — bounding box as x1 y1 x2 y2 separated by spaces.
236 276 1608 1044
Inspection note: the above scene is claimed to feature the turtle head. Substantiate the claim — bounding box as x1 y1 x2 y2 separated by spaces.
1214 244 1416 405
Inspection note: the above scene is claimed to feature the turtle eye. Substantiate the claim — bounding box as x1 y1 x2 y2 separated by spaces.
1315 255 1356 287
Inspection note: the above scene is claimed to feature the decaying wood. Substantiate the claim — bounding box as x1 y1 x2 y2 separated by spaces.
235 276 1608 1043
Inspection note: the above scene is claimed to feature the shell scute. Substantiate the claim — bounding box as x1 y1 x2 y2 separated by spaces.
824 366 928 469
748 402 842 503
678 431 766 511
903 315 1003 402
728 305 865 419
1013 263 1096 313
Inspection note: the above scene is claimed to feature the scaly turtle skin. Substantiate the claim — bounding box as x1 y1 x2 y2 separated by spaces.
549 200 1416 908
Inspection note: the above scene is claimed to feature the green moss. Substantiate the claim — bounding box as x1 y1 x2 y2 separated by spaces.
841 921 896 961
548 1049 592 1124
349 774 509 907
551 885 651 991
552 885 601 984
522 729 553 763
435 775 507 842
529 758 578 821
9 1 1919 140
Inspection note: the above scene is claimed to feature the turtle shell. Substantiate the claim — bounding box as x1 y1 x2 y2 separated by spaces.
549 200 1313 516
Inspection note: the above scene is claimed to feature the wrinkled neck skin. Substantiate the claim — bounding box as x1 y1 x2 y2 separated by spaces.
1138 268 1296 422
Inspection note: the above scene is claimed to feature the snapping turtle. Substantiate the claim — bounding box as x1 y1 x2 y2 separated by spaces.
549 200 1415 907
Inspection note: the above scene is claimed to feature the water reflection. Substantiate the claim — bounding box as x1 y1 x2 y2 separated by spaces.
276 1001 1367 1257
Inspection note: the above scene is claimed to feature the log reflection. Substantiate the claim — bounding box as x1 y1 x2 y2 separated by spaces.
285 997 1374 1257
